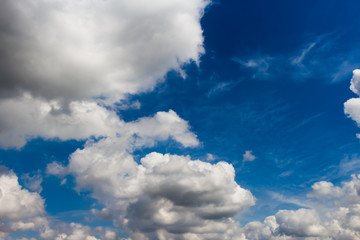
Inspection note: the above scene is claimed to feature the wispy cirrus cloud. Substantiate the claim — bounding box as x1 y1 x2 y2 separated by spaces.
233 33 360 83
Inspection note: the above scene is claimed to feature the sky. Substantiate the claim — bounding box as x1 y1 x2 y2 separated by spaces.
1 0 360 239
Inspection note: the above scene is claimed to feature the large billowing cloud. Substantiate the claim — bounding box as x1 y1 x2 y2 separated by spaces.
47 114 254 239
0 0 209 102
0 0 209 150
69 149 254 239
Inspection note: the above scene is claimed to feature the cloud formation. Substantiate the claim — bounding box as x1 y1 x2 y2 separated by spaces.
0 0 209 103
345 69 360 137
0 168 48 239
0 92 197 149
42 108 255 239
240 175 360 239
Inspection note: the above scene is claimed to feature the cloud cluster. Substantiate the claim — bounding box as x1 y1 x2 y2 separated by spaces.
0 0 209 150
48 112 255 239
240 175 360 239
0 169 122 239
0 0 209 103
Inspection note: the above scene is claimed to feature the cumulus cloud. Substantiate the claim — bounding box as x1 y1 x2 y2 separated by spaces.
51 133 254 239
345 69 360 137
350 69 360 95
0 169 50 239
0 91 197 149
0 95 123 149
68 145 254 238
0 0 209 102
307 181 343 199
240 175 360 239
0 170 44 221
0 0 209 150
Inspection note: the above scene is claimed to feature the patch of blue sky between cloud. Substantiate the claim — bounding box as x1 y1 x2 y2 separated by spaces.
232 32 360 83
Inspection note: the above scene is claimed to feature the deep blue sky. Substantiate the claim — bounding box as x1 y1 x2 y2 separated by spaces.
2 0 360 238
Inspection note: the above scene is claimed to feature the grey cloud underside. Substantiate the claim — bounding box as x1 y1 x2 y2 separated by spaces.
0 0 208 102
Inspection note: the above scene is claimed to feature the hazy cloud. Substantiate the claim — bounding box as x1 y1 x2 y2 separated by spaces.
242 150 256 162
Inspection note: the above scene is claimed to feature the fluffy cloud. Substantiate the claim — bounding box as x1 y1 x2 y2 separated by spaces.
0 94 123 149
344 69 360 135
350 69 360 95
49 129 254 239
0 0 209 102
240 175 360 240
0 91 198 149
307 181 343 199
0 169 49 239
54 223 99 240
0 0 209 150
0 170 44 221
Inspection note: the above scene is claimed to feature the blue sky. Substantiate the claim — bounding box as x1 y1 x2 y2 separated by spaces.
2 0 360 239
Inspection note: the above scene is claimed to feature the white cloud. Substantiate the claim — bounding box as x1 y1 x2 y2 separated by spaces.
54 223 99 240
275 208 326 237
46 162 68 178
0 170 52 239
0 90 198 149
344 69 360 138
350 69 360 95
62 141 254 239
0 0 209 150
0 95 123 149
307 181 343 199
0 170 44 221
242 150 256 162
0 0 209 103
240 175 360 239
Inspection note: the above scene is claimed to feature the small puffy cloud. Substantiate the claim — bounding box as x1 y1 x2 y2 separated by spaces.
242 150 256 162
126 110 199 148
344 98 360 127
350 69 360 95
344 69 360 137
307 181 343 199
46 162 68 177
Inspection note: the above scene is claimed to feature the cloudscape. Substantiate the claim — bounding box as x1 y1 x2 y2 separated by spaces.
1 0 360 239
